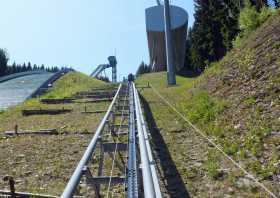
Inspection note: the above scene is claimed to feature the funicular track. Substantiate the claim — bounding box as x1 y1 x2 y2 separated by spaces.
61 82 162 198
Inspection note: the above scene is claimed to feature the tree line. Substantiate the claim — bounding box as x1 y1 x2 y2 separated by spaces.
137 0 279 76
136 61 151 76
0 48 72 77
185 0 279 72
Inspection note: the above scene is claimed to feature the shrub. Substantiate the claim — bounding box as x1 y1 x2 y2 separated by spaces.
232 34 243 48
259 7 274 24
239 1 260 34
233 0 275 47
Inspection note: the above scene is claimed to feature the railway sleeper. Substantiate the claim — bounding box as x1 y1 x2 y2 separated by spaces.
102 142 127 153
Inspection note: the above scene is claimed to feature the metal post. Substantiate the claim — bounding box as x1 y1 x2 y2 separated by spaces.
112 65 117 83
108 56 117 83
164 0 176 85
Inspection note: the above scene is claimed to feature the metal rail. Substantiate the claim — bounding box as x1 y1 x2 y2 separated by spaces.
133 83 162 198
126 83 138 198
61 84 122 198
61 82 162 197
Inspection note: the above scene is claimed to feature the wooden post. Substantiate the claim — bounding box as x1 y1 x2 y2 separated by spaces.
3 176 15 197
14 125 18 136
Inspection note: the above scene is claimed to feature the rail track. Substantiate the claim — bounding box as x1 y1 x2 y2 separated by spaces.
60 82 162 198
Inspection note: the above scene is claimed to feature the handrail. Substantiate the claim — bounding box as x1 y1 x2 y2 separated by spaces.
61 83 122 198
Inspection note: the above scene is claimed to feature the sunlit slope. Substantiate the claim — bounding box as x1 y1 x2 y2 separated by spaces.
0 73 54 109
136 15 280 198
0 71 113 195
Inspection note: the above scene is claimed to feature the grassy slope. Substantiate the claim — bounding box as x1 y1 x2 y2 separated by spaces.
0 71 108 133
136 15 280 197
0 72 113 195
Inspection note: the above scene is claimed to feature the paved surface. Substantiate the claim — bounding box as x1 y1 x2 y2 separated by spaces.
0 73 54 109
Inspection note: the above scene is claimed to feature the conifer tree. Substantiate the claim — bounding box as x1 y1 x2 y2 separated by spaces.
250 0 268 11
188 0 241 71
27 62 32 71
0 48 9 76
22 63 27 72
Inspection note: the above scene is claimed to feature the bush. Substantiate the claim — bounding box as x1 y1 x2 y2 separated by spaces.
239 2 260 34
259 6 274 23
233 0 275 47
232 34 243 48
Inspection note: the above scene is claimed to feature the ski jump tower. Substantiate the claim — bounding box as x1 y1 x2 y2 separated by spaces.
90 56 117 83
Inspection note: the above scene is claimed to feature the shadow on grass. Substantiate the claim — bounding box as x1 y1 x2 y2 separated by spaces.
177 69 201 78
140 95 191 198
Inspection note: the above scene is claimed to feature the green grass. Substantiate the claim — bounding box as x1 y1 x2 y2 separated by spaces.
181 90 227 124
136 14 280 197
205 149 220 179
43 71 106 98
244 96 257 106
0 71 116 194
244 117 272 157
136 71 227 132
245 159 277 180
222 139 240 156
0 71 110 133
1 71 107 114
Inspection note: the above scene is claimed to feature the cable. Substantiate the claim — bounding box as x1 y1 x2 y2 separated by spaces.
149 84 278 198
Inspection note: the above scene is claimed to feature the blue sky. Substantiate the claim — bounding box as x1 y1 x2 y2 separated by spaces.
0 0 194 80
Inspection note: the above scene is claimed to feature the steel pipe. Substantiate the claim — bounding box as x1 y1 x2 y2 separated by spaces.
134 85 162 198
61 84 122 198
133 83 161 198
164 0 176 85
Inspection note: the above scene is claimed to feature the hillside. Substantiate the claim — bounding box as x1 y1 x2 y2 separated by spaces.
136 14 280 197
0 72 113 195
